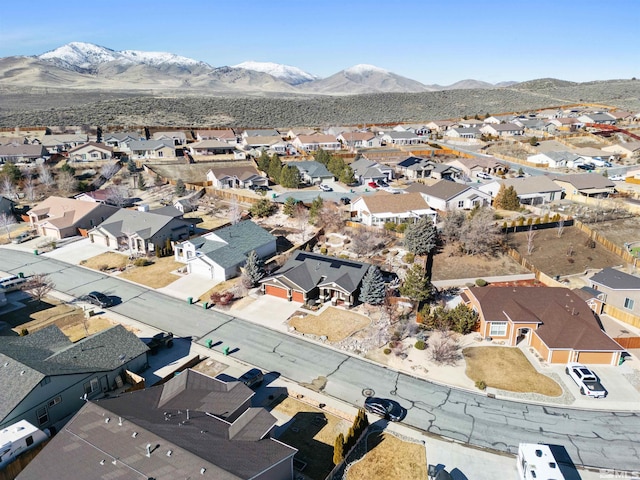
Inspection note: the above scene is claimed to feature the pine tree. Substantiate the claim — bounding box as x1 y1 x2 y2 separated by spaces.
137 174 146 191
309 196 323 224
315 148 331 166
279 165 300 188
493 184 520 210
268 155 282 183
243 250 265 287
404 216 438 256
327 155 345 177
333 433 345 465
96 126 103 143
339 165 356 185
175 179 186 196
359 265 386 305
257 150 270 173
283 197 297 217
399 263 432 304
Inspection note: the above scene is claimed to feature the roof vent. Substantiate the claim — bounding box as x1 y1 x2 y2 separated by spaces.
200 468 206 475
118 417 123 426
535 449 542 457
105 418 110 423
132 432 138 438
166 450 172 457
3 362 8 367
145 444 152 457
100 460 105 466
20 370 25 375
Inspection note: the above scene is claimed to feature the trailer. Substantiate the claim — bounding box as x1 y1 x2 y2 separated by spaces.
0 420 50 469
517 443 566 480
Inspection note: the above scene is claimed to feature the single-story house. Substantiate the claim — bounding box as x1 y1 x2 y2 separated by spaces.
396 156 436 180
28 196 118 239
479 176 563 205
174 220 276 281
206 165 267 189
445 156 507 178
405 180 491 211
454 119 485 128
444 127 482 139
261 250 371 306
103 132 143 151
88 207 192 254
425 120 455 132
152 131 187 145
527 151 583 168
16 369 297 480
463 287 624 365
241 135 283 150
187 139 242 157
0 143 48 163
39 134 88 154
589 268 640 320
602 142 640 158
350 157 394 184
67 142 114 162
479 123 524 137
0 324 148 430
292 134 341 152
350 191 437 226
549 173 616 198
128 139 176 160
578 112 617 125
545 117 581 132
381 131 423 146
337 131 382 149
287 160 334 184
242 129 281 139
195 128 238 143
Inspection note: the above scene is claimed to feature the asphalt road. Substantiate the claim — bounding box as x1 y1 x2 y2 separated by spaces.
2 249 639 471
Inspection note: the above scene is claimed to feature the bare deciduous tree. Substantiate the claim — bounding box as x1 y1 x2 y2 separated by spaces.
57 170 78 195
458 207 501 256
0 176 16 199
100 162 120 180
23 175 37 201
106 186 129 207
318 202 344 232
0 212 17 240
38 164 55 191
295 203 310 240
557 218 565 238
23 273 54 303
526 226 536 254
350 229 381 257
428 331 461 365
229 196 242 225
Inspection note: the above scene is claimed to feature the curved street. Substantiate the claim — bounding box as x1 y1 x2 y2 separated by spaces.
1 248 639 471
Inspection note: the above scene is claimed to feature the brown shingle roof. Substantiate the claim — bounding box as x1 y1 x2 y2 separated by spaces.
28 196 107 229
470 287 623 352
355 191 431 214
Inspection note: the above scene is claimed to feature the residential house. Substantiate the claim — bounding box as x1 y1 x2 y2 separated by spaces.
545 117 581 132
242 129 281 139
28 196 118 239
527 151 583 168
337 131 382 149
187 140 243 157
152 131 187 145
380 131 423 146
462 287 624 365
129 139 176 160
74 189 117 205
350 157 394 184
402 124 431 136
578 112 617 124
603 142 640 159
589 268 640 320
206 165 267 189
574 147 616 163
479 123 524 137
292 134 341 152
241 136 284 151
39 134 88 154
261 250 371 306
174 220 276 281
483 115 514 124
396 156 436 180
455 119 485 128
513 118 546 131
195 128 238 143
350 191 436 227
0 143 48 163
286 128 316 139
0 324 148 430
444 127 482 139
479 176 563 205
445 156 507 179
287 160 334 185
67 142 114 162
17 369 297 480
425 120 455 133
102 132 143 152
88 207 192 254
405 180 490 211
610 110 634 122
550 173 616 198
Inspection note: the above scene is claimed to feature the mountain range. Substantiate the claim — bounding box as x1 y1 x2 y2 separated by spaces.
0 42 517 95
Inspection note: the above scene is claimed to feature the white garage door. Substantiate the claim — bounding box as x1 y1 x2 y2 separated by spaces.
90 234 111 247
188 259 214 279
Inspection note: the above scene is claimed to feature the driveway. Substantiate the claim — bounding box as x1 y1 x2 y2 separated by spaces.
231 294 301 332
42 237 110 264
156 273 220 301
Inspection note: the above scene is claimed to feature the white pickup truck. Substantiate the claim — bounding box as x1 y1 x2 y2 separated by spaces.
565 362 607 398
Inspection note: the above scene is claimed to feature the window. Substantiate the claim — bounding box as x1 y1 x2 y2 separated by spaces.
39 377 51 387
457 201 464 208
624 298 635 310
36 407 48 426
489 322 507 337
83 377 99 395
48 396 61 407
25 436 34 447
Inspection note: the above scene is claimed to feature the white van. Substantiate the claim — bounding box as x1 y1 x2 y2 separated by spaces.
0 276 27 292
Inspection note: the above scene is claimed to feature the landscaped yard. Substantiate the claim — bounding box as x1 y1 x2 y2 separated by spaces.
463 346 562 396
346 432 427 480
271 396 352 480
118 256 182 288
80 251 128 271
288 307 371 342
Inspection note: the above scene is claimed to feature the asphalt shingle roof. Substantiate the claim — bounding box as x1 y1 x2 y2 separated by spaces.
590 268 640 290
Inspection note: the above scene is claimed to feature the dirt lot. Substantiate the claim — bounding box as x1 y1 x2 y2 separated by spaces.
272 396 352 480
431 244 530 281
288 307 371 342
506 225 627 277
464 347 562 396
582 217 640 250
346 432 427 480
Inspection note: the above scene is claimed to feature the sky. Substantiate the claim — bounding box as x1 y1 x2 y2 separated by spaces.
1 0 639 85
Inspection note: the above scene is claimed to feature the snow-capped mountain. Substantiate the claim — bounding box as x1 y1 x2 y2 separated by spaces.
38 41 207 72
233 61 318 85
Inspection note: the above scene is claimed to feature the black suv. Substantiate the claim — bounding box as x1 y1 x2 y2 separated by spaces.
239 368 264 388
250 184 269 192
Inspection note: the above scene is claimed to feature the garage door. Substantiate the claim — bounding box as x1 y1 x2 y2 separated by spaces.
265 285 288 299
577 352 614 365
188 260 213 279
291 291 304 303
90 234 110 247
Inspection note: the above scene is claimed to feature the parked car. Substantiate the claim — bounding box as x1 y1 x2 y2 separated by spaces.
145 332 174 355
0 275 28 292
11 232 34 244
376 179 389 188
81 291 114 308
367 181 379 189
250 184 269 192
319 184 333 192
239 368 264 389
565 362 607 398
339 196 351 205
577 163 595 171
476 172 491 180
609 175 625 181
364 397 407 421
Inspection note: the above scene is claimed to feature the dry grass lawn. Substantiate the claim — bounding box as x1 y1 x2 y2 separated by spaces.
118 256 182 288
289 307 370 342
197 277 242 303
81 251 128 270
61 316 118 342
346 432 427 480
464 347 562 396
183 212 230 231
272 396 352 480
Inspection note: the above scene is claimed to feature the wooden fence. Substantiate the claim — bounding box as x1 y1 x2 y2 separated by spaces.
344 220 404 239
604 304 640 329
573 221 639 267
505 248 565 287
613 337 640 349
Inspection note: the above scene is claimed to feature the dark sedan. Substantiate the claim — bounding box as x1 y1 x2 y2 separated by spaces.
82 291 114 308
364 397 407 422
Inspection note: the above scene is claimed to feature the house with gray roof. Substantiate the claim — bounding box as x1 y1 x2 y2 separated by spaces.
0 143 48 163
589 267 640 319
578 112 617 125
261 251 371 306
549 173 616 198
380 131 423 145
128 139 176 160
527 151 583 168
103 132 144 152
287 160 334 185
350 157 394 184
174 220 276 281
17 368 297 480
444 127 482 139
406 180 490 210
396 156 436 180
206 165 268 190
479 176 563 205
88 207 192 254
0 325 148 430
